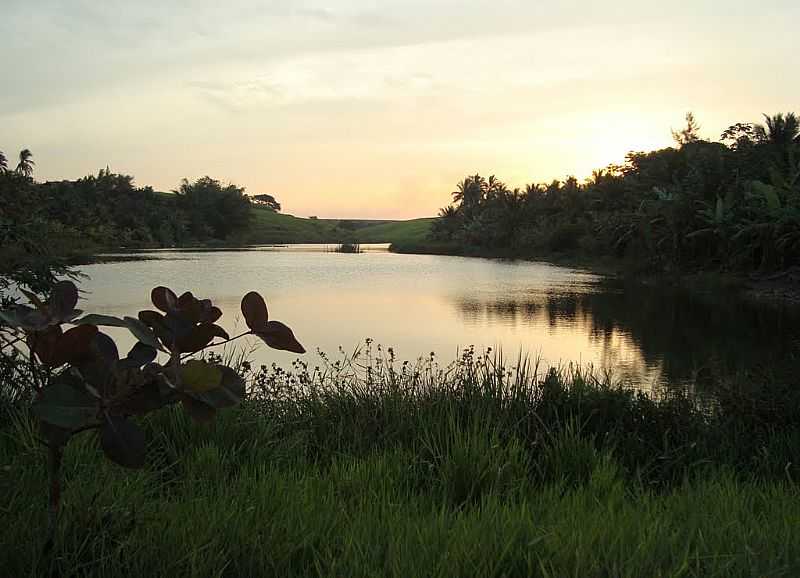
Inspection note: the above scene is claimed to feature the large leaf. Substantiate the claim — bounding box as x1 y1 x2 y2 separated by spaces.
254 321 305 353
51 324 99 366
241 292 268 330
122 316 161 349
100 416 146 469
0 305 50 330
121 380 169 415
180 360 223 393
175 325 216 353
176 291 203 323
91 331 120 365
752 180 781 211
74 314 161 350
29 325 63 366
151 286 178 313
181 395 217 423
49 280 79 321
32 378 99 430
185 366 244 409
120 342 157 369
138 310 173 347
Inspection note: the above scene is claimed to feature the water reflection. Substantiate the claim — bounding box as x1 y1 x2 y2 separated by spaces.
77 247 800 392
453 282 800 388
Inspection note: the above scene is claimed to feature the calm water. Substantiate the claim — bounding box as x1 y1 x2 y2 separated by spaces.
78 244 800 389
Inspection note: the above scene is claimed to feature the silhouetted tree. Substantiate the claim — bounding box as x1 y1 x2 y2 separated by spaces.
176 177 252 239
15 149 34 178
251 194 281 212
672 112 702 146
0 151 7 173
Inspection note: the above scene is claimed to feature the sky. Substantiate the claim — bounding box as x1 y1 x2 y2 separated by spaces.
1 1 799 219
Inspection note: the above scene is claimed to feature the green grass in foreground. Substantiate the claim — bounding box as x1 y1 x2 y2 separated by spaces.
2 350 799 576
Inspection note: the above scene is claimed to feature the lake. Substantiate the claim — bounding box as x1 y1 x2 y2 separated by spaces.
78 244 800 390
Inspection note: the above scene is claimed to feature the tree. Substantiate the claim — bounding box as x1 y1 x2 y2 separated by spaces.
175 177 252 239
755 113 800 147
251 194 281 212
15 149 35 178
672 112 701 146
0 151 7 173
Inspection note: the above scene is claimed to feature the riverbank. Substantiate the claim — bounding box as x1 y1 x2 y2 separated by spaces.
2 355 799 576
389 239 800 305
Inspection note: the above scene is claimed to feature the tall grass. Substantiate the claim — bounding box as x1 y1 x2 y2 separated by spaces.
1 345 799 576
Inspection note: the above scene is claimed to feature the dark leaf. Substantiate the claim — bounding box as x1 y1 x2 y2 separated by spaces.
1 304 51 331
185 366 244 409
138 310 174 347
241 292 268 330
180 360 222 393
151 286 178 313
176 291 203 323
90 331 120 365
100 416 146 469
20 288 45 309
40 422 72 448
122 316 161 349
181 395 217 423
30 325 63 366
208 324 229 340
49 281 79 321
254 321 305 353
121 381 169 415
52 325 99 366
32 378 99 429
175 324 216 353
121 342 157 369
200 303 222 323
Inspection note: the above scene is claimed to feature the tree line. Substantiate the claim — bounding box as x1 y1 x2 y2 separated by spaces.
431 113 800 273
0 155 286 283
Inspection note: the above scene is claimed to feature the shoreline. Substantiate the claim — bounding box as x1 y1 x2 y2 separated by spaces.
64 239 800 306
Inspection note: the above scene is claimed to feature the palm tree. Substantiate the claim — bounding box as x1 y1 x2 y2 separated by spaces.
754 113 800 147
15 148 34 178
754 113 800 173
451 174 485 212
0 151 6 173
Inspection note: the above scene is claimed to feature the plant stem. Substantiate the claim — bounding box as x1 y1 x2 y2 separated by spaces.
43 443 63 555
179 331 252 361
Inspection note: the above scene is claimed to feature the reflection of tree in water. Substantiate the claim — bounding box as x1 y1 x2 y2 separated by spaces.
454 282 800 388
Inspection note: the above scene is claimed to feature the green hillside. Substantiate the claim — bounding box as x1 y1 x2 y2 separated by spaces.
351 218 435 245
240 207 433 246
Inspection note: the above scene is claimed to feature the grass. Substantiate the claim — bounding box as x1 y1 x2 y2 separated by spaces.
2 348 799 576
352 218 435 245
240 207 433 247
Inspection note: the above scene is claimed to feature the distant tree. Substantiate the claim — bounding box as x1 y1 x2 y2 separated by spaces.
175 177 252 239
755 113 800 147
452 174 486 216
0 151 7 172
672 112 701 146
338 219 357 231
754 113 800 171
251 194 281 212
15 149 34 178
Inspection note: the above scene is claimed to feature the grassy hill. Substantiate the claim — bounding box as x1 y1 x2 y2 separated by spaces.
240 206 434 246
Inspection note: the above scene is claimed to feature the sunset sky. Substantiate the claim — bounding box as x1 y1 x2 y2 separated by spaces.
2 0 798 219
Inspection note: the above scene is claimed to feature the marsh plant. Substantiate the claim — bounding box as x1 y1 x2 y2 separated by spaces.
0 281 304 549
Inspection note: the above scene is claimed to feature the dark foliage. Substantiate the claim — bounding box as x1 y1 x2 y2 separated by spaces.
431 112 800 273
